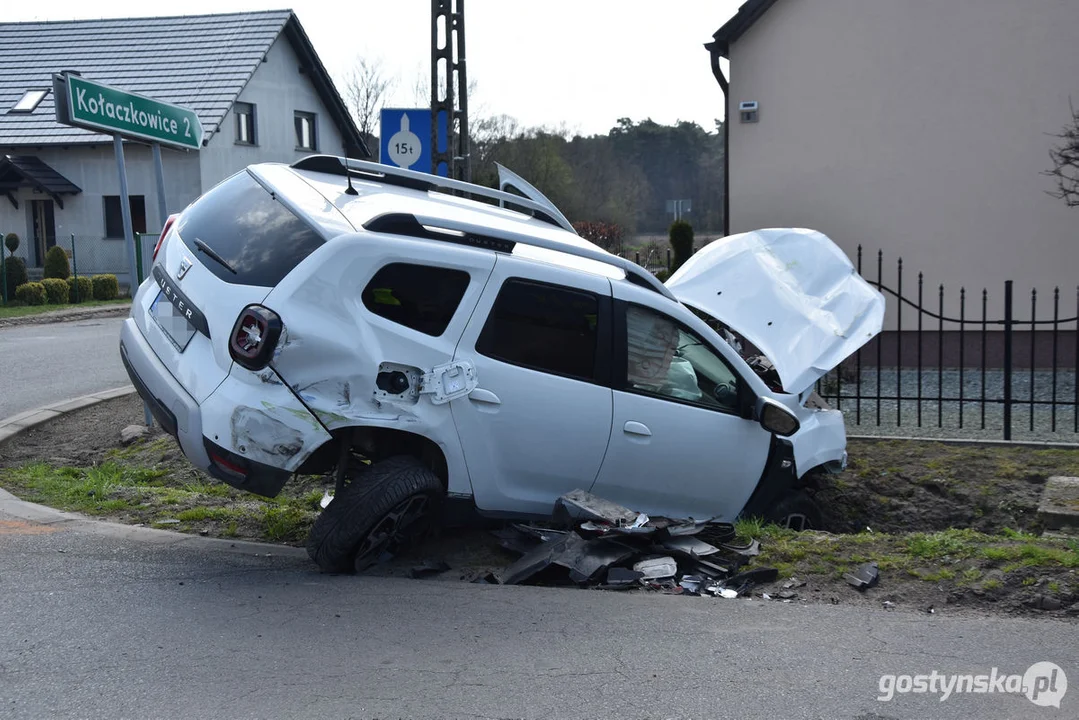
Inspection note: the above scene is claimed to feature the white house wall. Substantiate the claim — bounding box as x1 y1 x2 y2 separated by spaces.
727 0 1079 312
0 143 201 278
199 35 348 193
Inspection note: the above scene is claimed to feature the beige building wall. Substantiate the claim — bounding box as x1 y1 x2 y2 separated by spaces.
727 0 1079 314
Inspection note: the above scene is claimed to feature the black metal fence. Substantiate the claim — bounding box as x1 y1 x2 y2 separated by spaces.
814 247 1078 442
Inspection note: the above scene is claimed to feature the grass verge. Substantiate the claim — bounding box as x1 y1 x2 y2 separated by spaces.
734 519 1079 611
0 298 130 320
0 438 323 545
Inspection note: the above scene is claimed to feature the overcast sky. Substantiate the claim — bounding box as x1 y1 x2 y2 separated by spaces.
11 0 740 136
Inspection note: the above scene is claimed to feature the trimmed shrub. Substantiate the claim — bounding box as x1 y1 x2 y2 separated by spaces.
654 269 671 283
4 256 28 297
41 278 69 305
15 281 47 306
91 274 120 300
4 232 19 256
43 245 71 280
669 220 694 272
67 276 94 303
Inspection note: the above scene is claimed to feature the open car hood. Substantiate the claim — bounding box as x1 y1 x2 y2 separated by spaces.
666 228 885 396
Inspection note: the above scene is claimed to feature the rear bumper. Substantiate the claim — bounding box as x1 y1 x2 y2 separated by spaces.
121 318 296 498
120 318 212 473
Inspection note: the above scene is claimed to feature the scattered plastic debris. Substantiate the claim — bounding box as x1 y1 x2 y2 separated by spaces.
492 489 775 597
844 561 880 590
633 556 679 581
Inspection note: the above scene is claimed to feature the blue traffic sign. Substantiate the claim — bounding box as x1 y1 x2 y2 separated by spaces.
380 108 431 173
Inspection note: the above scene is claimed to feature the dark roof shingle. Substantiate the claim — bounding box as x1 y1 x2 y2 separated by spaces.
0 10 366 156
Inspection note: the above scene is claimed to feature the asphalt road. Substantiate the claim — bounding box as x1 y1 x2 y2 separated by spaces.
0 317 128 419
1 503 1075 720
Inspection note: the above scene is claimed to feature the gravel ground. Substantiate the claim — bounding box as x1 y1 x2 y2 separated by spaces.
822 367 1079 443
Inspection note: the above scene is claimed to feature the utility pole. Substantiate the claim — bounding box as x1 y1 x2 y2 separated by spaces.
431 0 470 182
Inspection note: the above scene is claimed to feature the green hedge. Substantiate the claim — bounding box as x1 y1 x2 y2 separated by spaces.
91 274 119 301
67 276 94 303
43 246 71 280
15 282 47 306
3 256 28 297
41 278 69 304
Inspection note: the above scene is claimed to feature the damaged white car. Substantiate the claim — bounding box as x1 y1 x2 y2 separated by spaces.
119 155 884 572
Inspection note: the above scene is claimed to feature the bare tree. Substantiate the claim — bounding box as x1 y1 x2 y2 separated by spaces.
1046 101 1079 207
342 57 396 145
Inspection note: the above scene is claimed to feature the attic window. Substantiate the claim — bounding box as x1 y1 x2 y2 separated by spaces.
10 89 48 113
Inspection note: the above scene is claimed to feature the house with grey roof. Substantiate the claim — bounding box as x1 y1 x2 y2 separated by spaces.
705 0 1079 301
0 9 367 284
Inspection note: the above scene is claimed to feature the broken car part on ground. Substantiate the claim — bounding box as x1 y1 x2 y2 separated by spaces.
492 490 782 597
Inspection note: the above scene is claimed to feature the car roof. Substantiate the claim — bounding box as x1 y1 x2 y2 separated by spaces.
259 161 626 281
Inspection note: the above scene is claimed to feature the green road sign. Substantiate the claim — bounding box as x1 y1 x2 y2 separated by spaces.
64 74 203 150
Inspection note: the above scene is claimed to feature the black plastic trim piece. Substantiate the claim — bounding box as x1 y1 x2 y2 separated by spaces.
203 436 293 498
738 436 798 520
151 264 210 339
364 212 517 253
119 341 178 438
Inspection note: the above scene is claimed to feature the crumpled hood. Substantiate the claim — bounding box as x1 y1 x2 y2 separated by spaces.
666 228 885 395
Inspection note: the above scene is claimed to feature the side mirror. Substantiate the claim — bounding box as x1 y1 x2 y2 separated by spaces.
756 397 800 437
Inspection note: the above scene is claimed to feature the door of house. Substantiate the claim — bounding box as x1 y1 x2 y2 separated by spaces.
30 199 56 267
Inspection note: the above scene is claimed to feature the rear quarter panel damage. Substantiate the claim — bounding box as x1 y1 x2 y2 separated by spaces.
260 235 497 497
200 368 332 472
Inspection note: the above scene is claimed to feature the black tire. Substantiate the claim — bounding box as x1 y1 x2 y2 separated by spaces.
765 490 823 531
306 455 443 573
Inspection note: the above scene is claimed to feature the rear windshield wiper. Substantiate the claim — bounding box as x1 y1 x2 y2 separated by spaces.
193 238 238 275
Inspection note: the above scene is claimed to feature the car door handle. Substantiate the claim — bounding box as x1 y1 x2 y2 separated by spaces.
623 421 651 436
469 388 501 405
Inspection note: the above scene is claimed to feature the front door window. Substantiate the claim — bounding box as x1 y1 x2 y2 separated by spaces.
624 304 741 414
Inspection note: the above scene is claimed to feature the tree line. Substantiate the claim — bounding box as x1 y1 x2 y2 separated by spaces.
340 59 725 236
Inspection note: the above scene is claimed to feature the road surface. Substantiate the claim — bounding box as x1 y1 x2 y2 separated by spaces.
0 317 127 419
0 501 1074 720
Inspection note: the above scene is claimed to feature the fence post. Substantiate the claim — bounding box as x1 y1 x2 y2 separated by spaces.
1003 280 1013 441
70 234 78 302
666 248 671 272
1 251 6 304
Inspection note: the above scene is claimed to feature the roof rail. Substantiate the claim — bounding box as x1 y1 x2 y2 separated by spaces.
364 211 677 302
290 155 577 234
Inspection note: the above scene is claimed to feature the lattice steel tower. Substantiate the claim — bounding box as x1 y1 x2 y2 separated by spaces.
431 0 470 181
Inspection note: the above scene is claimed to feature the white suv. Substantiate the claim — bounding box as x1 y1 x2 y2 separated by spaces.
120 155 883 572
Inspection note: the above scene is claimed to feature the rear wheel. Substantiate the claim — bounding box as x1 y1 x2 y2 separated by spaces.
306 455 443 573
765 490 823 531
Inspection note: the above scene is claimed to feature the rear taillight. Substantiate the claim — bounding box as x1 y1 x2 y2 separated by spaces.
152 213 179 261
229 305 283 370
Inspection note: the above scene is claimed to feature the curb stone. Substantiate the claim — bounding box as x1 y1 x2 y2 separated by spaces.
0 302 132 329
0 386 308 556
0 385 137 448
0 487 308 557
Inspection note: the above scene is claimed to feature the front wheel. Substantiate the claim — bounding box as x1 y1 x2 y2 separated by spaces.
306 455 443 573
765 490 823 531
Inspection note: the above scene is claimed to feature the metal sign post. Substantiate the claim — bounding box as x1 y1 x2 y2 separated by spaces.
112 133 151 426
53 71 201 429
151 143 169 234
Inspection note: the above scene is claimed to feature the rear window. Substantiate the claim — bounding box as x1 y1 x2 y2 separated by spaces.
476 279 599 381
362 263 471 336
174 171 324 286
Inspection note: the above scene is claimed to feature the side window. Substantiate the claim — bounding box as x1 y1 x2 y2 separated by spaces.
476 279 599 381
361 263 471 336
625 305 740 413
